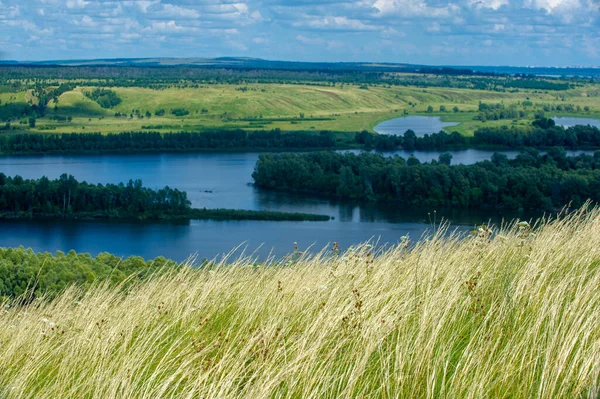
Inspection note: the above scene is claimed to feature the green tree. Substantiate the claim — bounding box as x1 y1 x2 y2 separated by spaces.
438 152 453 166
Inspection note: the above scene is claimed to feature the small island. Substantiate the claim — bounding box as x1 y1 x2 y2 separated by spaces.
0 174 331 222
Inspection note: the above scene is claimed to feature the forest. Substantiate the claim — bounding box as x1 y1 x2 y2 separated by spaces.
252 149 600 210
0 174 330 221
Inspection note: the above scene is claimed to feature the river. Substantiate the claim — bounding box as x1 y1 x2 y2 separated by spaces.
0 150 588 261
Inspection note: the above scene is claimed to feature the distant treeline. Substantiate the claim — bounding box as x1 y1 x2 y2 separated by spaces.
0 174 330 222
0 130 337 154
0 65 577 92
357 123 600 150
252 149 600 210
1 122 599 155
0 247 179 300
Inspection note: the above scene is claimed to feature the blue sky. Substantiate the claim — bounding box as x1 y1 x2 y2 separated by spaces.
0 0 598 66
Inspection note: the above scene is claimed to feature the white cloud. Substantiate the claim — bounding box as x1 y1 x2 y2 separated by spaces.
66 0 89 9
233 3 249 14
523 0 581 13
296 34 323 44
294 16 378 31
126 0 159 13
74 15 95 27
372 0 458 18
469 0 509 9
161 4 200 19
149 20 186 33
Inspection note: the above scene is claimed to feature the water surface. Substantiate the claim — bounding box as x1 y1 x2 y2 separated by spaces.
374 116 459 137
553 116 600 128
0 151 571 261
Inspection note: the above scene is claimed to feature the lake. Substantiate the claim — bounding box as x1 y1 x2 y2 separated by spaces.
373 116 459 136
553 116 600 128
0 150 586 262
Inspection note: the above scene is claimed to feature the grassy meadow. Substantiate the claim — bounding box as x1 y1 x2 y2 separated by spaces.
1 208 599 397
12 80 600 136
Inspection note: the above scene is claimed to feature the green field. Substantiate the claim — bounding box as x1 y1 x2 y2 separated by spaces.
6 80 600 136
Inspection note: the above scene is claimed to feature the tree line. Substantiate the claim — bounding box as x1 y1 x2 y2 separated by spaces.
0 65 577 93
0 130 338 154
0 121 599 155
357 123 600 151
252 149 600 210
0 174 330 222
0 174 190 217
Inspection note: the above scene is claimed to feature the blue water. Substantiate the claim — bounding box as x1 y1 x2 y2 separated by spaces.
0 150 580 261
553 116 600 129
373 116 459 137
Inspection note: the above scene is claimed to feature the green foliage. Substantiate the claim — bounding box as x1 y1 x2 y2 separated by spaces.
0 130 337 154
85 89 122 109
170 108 189 117
252 150 600 210
0 246 178 300
0 174 191 217
0 102 36 122
476 102 525 122
0 174 329 222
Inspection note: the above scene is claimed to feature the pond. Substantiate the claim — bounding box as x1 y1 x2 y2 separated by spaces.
553 116 600 128
373 116 459 137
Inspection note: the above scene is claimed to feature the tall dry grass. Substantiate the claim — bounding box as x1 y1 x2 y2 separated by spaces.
0 208 599 398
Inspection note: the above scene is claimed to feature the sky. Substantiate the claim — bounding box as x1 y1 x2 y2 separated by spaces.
0 0 598 66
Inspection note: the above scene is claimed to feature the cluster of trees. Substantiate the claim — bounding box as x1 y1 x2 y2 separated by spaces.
0 174 191 218
0 174 330 222
84 88 122 108
472 124 600 148
541 103 588 113
356 129 468 151
252 149 600 210
357 122 600 151
0 102 35 122
0 130 337 154
475 102 526 121
0 82 78 122
171 108 189 117
0 247 178 299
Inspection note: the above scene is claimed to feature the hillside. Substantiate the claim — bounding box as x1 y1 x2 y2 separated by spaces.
0 209 598 397
30 83 600 136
